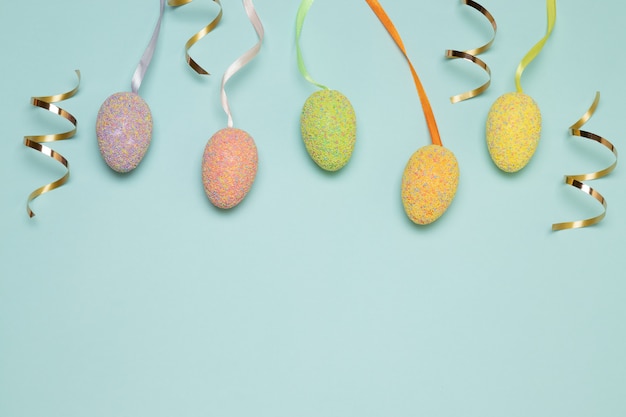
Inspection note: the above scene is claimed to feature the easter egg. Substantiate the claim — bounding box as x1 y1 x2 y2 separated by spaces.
486 92 542 172
202 127 258 209
300 89 356 171
401 144 459 225
96 92 152 173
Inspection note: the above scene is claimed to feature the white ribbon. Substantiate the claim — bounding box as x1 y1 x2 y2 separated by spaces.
131 0 166 94
220 0 264 128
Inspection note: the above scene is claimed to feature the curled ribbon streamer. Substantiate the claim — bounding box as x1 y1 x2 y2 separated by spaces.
552 92 618 231
515 0 556 93
168 0 223 75
132 0 166 93
365 0 442 147
445 51 491 103
221 0 264 128
24 70 81 218
444 0 496 103
295 0 328 90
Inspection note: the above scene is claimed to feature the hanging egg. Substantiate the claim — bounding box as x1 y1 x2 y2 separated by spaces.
401 144 459 225
96 92 153 173
300 89 356 171
486 92 542 173
202 127 258 209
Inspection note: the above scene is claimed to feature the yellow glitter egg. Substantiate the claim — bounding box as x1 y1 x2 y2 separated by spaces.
486 92 542 172
300 89 356 171
401 144 459 225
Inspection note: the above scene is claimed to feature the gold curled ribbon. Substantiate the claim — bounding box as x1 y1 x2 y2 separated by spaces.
552 92 618 231
168 0 223 75
444 0 496 103
24 70 80 218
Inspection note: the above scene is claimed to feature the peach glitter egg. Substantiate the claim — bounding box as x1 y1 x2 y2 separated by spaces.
202 127 258 209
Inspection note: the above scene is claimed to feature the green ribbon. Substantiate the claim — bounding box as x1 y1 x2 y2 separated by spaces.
295 0 328 90
515 0 556 93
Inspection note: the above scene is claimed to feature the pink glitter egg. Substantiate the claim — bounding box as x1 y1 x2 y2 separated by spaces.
96 92 152 173
202 127 258 209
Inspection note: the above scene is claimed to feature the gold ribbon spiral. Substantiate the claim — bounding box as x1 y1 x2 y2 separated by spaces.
552 92 618 231
168 0 223 75
24 70 80 218
445 0 496 103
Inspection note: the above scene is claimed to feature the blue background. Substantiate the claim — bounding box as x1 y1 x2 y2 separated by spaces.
1 1 625 416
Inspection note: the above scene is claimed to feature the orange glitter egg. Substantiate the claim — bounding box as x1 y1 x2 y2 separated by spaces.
401 144 459 225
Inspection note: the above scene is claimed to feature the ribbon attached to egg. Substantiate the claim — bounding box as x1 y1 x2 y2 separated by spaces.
96 0 167 173
514 0 556 95
296 0 357 172
201 0 264 210
444 0 496 103
485 0 556 173
365 0 459 225
552 92 618 231
24 70 81 217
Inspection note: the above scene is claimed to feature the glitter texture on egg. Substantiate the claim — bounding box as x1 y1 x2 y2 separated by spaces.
202 127 258 209
401 144 459 225
96 92 153 173
486 92 542 173
301 89 356 171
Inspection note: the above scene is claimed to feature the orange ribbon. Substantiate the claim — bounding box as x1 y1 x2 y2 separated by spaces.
365 0 442 146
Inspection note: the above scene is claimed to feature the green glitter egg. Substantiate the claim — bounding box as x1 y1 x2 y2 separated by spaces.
300 89 356 171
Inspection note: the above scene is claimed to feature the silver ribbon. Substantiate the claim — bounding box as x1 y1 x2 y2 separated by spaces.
220 0 264 128
131 0 166 94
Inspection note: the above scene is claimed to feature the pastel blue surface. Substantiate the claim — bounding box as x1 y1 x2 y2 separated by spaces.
1 1 625 416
